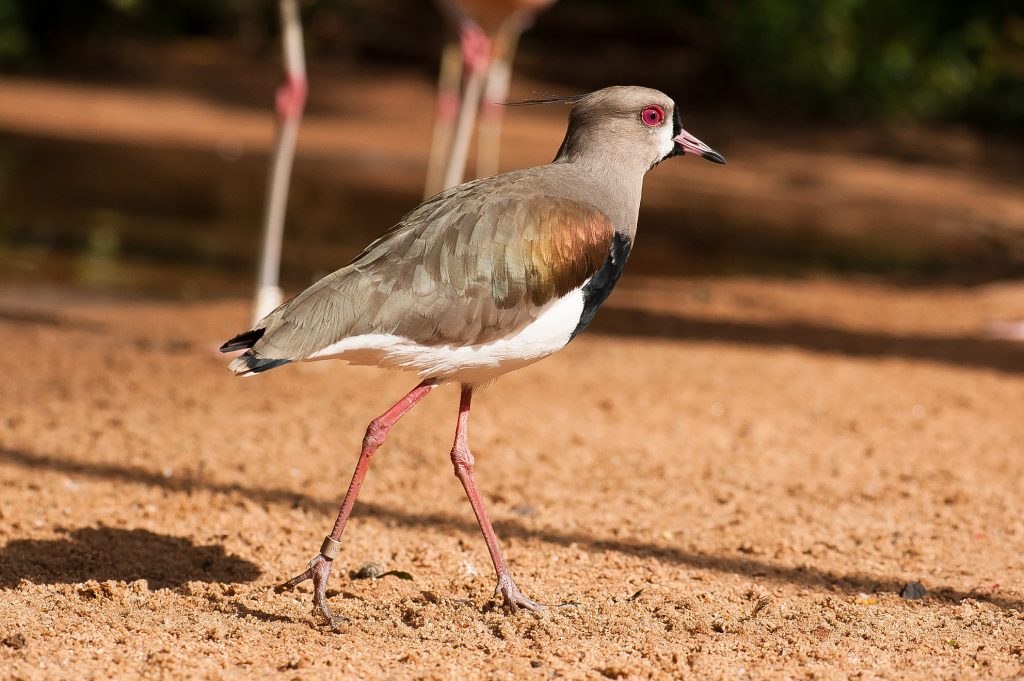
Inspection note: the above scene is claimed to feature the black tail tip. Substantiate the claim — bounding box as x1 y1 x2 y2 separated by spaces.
220 328 266 353
247 357 291 373
228 353 291 375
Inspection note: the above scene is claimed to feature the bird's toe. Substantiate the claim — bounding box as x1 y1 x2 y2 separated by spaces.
495 574 545 613
278 553 342 625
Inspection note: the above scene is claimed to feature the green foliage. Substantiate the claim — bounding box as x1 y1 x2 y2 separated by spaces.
0 0 1020 126
715 0 1023 124
0 0 28 65
0 0 278 64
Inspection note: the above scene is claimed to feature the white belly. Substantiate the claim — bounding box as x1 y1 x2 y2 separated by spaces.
308 287 585 385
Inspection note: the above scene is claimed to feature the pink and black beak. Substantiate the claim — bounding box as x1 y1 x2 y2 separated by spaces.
670 109 726 164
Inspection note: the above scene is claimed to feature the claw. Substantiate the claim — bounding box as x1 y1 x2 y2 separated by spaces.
494 573 545 613
277 554 347 627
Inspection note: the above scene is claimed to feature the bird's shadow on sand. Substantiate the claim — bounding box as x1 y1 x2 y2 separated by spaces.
1 446 1020 611
0 525 261 589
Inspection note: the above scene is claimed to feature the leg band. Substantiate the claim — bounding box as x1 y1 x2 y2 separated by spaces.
320 536 341 560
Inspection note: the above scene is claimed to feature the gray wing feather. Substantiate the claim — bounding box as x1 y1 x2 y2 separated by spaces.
244 176 613 362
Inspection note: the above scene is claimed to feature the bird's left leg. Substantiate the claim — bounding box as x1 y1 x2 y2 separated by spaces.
277 379 437 625
450 385 544 612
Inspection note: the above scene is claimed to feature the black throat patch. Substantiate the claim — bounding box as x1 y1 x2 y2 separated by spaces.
569 232 633 341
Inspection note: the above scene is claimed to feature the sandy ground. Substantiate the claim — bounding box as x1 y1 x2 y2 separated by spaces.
1 43 1023 680
2 276 1024 679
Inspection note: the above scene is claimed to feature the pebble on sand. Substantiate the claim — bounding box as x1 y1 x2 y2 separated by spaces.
900 581 927 600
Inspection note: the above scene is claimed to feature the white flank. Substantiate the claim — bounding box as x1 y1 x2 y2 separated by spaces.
308 287 586 384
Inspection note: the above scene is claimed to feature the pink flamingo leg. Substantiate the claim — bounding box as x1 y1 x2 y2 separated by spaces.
424 41 465 198
439 21 491 191
275 71 307 121
989 321 1024 340
253 0 308 324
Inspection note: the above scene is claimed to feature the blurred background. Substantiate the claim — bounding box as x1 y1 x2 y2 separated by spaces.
0 0 1022 301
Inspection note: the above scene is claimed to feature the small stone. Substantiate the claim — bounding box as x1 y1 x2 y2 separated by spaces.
530 661 542 668
349 563 383 580
402 607 425 628
2 633 26 650
900 581 927 600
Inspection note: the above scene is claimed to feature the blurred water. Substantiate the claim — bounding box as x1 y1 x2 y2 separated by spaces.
0 131 765 303
2 129 1021 303
0 132 422 300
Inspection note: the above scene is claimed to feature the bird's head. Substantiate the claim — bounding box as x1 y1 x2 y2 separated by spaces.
537 86 726 172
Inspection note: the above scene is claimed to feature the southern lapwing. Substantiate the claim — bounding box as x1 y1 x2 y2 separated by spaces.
221 85 725 625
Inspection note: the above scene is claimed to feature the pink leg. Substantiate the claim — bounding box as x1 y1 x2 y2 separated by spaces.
279 379 436 625
275 71 308 121
437 20 491 191
252 0 308 323
459 20 492 77
989 320 1024 340
451 386 543 611
423 41 463 198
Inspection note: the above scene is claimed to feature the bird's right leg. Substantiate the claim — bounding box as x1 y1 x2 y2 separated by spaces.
278 379 437 625
450 385 543 611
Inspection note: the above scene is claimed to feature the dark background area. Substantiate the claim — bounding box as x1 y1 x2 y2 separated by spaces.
2 0 1021 127
0 0 1022 299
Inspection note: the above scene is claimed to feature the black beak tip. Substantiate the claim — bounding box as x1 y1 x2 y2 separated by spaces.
703 150 727 165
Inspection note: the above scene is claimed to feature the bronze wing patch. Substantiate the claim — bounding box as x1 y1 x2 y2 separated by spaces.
519 197 613 308
391 193 614 345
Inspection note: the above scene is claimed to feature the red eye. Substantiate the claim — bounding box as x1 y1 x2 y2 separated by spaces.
641 105 665 127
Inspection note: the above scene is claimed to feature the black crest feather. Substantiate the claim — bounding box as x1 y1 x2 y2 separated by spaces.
505 93 584 107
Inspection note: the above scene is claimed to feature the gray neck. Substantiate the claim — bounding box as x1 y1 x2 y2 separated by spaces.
552 148 646 241
551 115 656 241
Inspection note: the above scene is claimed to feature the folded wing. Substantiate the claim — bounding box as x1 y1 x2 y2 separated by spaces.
224 182 614 369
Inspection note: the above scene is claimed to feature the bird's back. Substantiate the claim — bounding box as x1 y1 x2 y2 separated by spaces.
226 164 620 377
